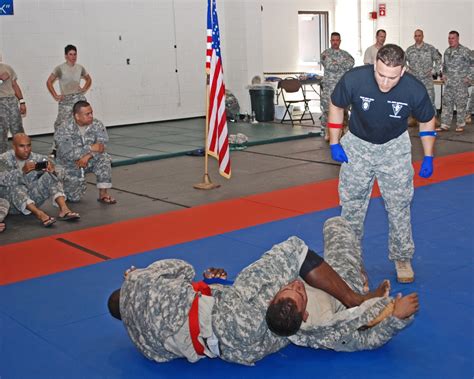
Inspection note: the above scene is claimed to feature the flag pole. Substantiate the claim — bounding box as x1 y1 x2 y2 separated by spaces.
193 69 220 190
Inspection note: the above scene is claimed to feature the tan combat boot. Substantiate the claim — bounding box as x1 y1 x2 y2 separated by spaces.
395 260 414 283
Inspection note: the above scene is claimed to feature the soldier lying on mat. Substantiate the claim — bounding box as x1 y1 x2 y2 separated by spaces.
107 217 418 366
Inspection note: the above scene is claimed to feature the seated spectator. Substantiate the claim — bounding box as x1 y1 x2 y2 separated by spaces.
0 198 9 232
55 101 116 204
0 133 80 227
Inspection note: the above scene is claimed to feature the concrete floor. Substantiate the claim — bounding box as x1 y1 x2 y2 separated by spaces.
2 125 472 245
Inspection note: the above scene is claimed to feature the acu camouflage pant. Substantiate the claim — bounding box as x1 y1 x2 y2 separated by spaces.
339 131 414 261
0 97 25 153
7 172 64 215
441 79 469 127
51 93 87 151
323 216 365 293
59 153 112 202
0 198 9 222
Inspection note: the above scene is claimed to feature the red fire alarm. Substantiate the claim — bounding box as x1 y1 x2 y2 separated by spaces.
379 4 386 16
370 11 377 20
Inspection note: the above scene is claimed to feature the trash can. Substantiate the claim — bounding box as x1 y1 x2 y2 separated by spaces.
249 85 275 122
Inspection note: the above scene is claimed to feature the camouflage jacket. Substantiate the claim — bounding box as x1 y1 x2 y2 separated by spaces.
442 44 473 81
321 48 355 85
212 236 308 365
406 42 442 79
290 297 412 352
120 259 199 363
0 150 50 187
54 118 109 168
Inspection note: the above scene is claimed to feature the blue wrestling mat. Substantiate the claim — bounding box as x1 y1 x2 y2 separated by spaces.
1 175 473 378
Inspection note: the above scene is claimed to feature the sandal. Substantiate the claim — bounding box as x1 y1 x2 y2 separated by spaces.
97 196 117 205
435 126 450 132
58 211 81 221
42 216 56 228
455 126 464 133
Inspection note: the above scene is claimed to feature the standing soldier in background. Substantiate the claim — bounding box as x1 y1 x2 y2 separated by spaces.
0 60 26 153
47 45 92 155
437 31 472 133
363 29 386 65
320 32 355 141
466 49 474 124
406 29 442 127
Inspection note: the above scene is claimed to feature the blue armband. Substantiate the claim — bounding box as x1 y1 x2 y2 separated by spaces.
419 131 437 137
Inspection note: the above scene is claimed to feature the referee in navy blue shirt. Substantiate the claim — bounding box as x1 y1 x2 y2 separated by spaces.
327 44 436 284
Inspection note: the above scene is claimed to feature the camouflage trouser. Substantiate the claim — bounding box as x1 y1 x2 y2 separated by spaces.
419 76 436 113
54 93 87 132
51 93 87 151
0 96 25 153
320 81 338 131
468 88 473 115
5 172 65 215
441 79 469 126
323 216 365 294
59 153 112 202
339 131 414 261
0 198 9 222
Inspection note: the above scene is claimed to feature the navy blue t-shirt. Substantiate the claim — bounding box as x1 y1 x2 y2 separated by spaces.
331 65 435 144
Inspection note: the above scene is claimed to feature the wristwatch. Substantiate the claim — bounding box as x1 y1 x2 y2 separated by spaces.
19 99 26 105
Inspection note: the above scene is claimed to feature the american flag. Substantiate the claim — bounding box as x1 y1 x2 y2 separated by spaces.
207 0 231 178
205 1 212 71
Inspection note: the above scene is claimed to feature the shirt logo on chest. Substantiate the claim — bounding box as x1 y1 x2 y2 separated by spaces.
360 96 375 111
387 101 408 118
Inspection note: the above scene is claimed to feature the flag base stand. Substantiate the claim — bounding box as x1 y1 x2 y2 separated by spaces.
193 174 220 190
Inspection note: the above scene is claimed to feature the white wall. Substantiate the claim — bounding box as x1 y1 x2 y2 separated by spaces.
0 0 209 135
261 0 335 73
0 0 472 135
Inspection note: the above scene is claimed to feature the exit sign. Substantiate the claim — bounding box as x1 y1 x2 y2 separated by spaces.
0 0 14 16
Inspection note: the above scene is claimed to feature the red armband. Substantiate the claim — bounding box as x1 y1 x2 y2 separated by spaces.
328 122 343 129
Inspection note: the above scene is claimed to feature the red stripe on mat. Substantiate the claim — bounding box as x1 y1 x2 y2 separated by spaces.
1 152 473 285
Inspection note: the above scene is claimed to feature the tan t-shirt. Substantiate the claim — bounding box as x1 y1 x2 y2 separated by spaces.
300 282 345 328
52 62 88 95
0 63 17 98
363 44 379 65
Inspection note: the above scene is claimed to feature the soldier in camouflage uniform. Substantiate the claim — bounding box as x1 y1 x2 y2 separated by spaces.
406 29 442 114
466 49 474 124
47 45 91 150
0 61 26 153
279 217 416 352
437 31 472 132
109 217 415 366
320 32 354 140
328 45 436 283
0 198 9 232
55 101 116 204
0 133 80 227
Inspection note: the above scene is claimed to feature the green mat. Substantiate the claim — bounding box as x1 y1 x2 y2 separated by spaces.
29 118 321 167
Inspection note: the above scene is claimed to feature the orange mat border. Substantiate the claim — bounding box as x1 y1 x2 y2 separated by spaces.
1 152 473 285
